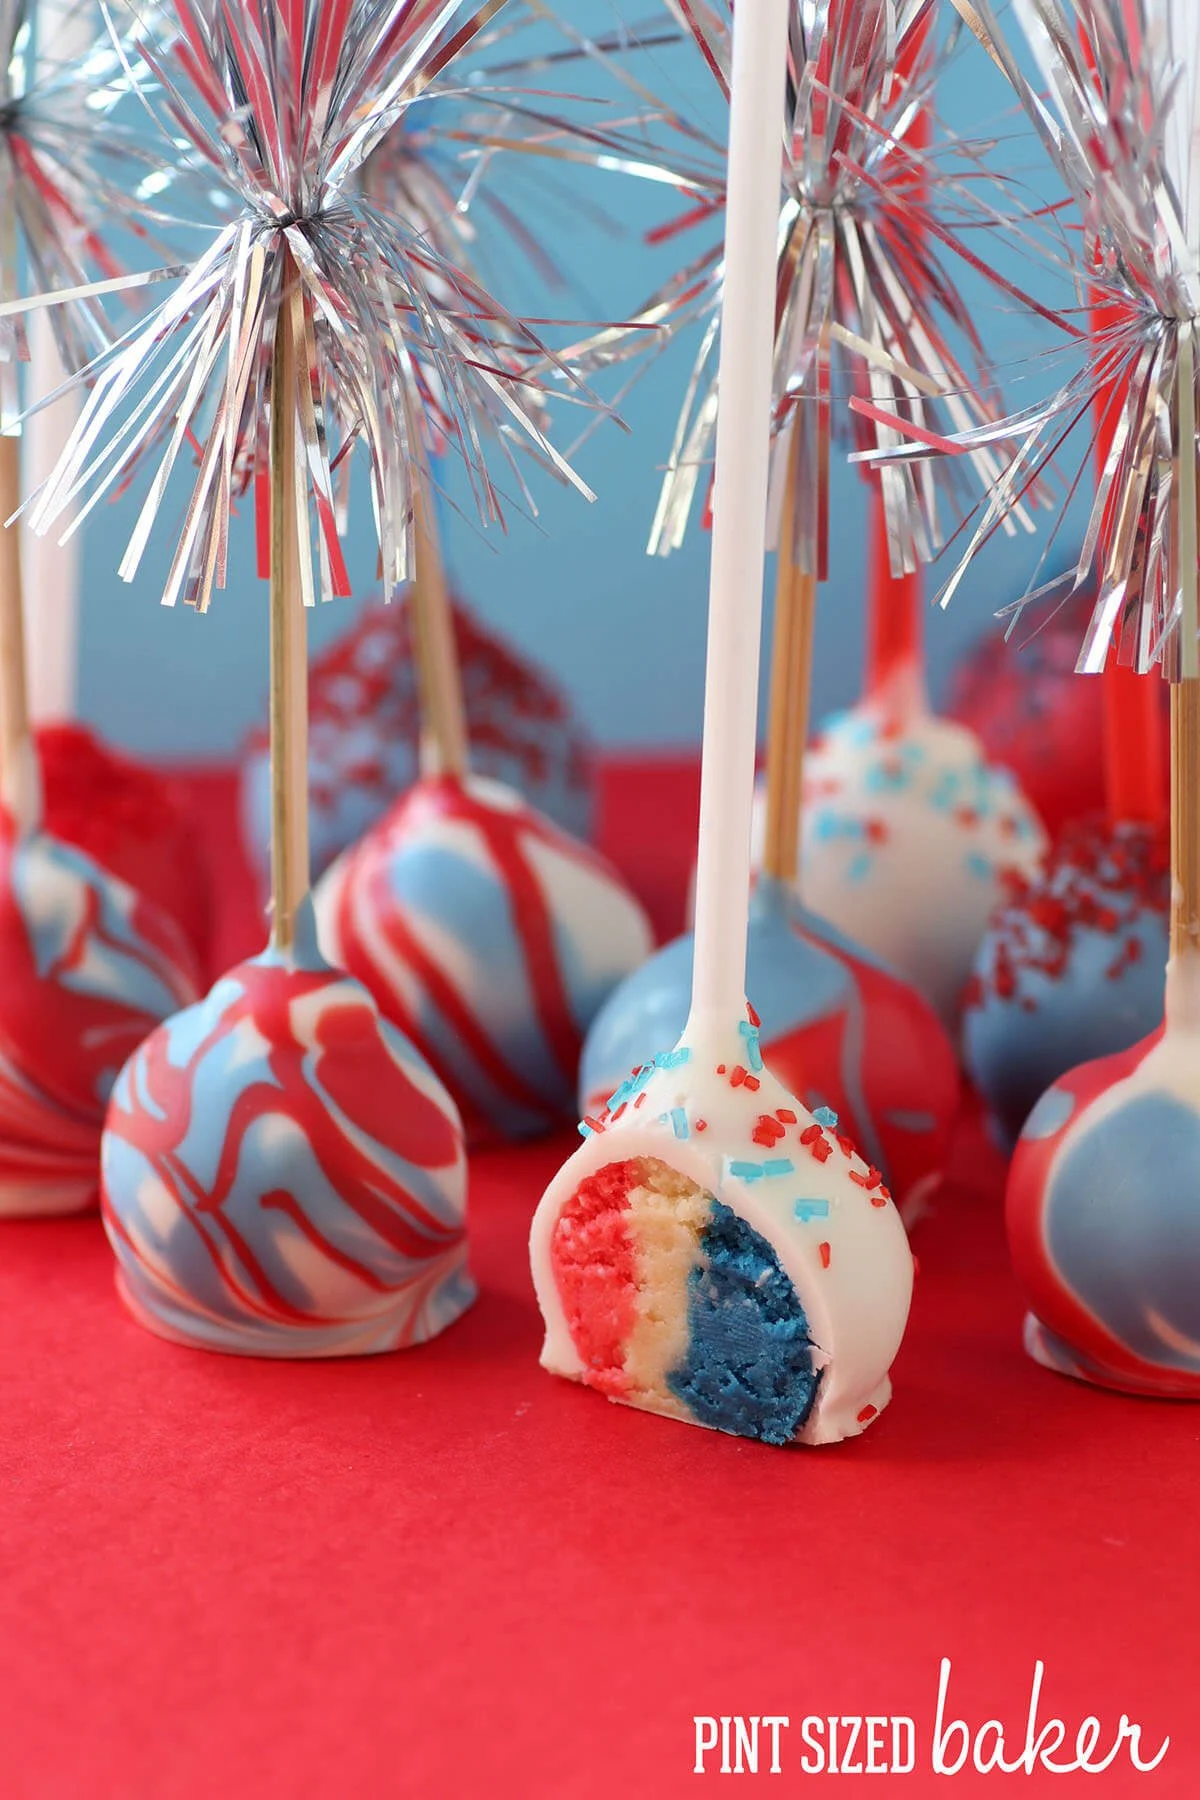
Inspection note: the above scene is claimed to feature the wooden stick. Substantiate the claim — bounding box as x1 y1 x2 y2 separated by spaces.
761 462 816 883
268 275 309 952
0 433 35 831
410 478 469 779
1171 681 1200 958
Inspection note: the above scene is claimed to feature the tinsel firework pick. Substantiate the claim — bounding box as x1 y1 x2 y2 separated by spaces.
20 0 649 619
0 0 176 826
643 0 1023 899
647 0 1018 580
882 0 1200 681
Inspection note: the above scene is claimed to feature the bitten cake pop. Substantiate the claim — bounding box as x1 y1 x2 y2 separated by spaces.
793 705 1047 1030
965 816 1169 1146
580 877 959 1225
317 768 653 1145
240 587 595 889
533 0 913 1446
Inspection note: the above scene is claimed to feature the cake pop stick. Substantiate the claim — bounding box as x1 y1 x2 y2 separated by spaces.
760 439 813 887
409 479 468 781
0 432 33 824
532 0 915 1447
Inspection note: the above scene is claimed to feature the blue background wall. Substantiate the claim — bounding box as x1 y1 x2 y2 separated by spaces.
66 4 1071 764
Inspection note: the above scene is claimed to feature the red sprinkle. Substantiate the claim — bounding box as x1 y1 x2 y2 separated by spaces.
776 1108 797 1125
716 1064 726 1076
729 1065 748 1088
746 1001 761 1028
819 1242 831 1269
743 1074 760 1092
857 1404 878 1424
694 1119 707 1133
836 1134 856 1159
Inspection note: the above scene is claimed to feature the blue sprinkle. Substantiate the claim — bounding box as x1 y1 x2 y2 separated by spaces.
738 1019 764 1070
847 851 873 883
762 1157 795 1177
813 1106 839 1129
670 1107 689 1140
727 1159 764 1182
965 851 993 880
578 1121 595 1138
657 1046 692 1070
794 1198 831 1222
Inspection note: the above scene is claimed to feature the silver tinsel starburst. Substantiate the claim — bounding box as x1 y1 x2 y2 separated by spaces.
874 0 1200 679
0 0 174 426
25 0 673 612
638 0 1022 579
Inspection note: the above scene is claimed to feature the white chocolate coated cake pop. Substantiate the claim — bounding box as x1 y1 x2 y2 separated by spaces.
532 1006 914 1444
784 704 1047 1028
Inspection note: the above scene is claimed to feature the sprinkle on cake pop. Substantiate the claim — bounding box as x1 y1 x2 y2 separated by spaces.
965 817 1169 1144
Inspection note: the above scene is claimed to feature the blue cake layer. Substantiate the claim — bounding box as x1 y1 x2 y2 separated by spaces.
667 1201 821 1445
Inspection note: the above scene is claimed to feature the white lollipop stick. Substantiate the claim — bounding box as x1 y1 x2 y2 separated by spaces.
688 0 789 1028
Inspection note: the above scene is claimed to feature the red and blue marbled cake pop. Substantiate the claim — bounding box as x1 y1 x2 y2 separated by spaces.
964 818 1169 1146
0 810 202 1217
579 876 958 1224
240 593 595 890
315 773 654 1145
1005 987 1200 1397
101 898 472 1357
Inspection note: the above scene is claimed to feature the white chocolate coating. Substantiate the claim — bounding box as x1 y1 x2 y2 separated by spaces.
530 1011 914 1445
770 705 1047 1027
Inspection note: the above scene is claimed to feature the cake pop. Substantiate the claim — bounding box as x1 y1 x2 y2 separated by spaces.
0 800 202 1217
38 722 212 969
239 587 595 889
102 897 471 1355
946 597 1109 836
316 770 654 1146
964 816 1169 1145
535 1009 914 1444
580 876 959 1225
534 0 913 1447
791 704 1048 1030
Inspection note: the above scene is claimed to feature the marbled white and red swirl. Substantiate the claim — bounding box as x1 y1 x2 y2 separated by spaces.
0 813 202 1218
315 774 654 1144
101 900 472 1357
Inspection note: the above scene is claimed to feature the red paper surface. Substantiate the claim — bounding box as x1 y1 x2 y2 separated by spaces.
0 763 1194 1797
